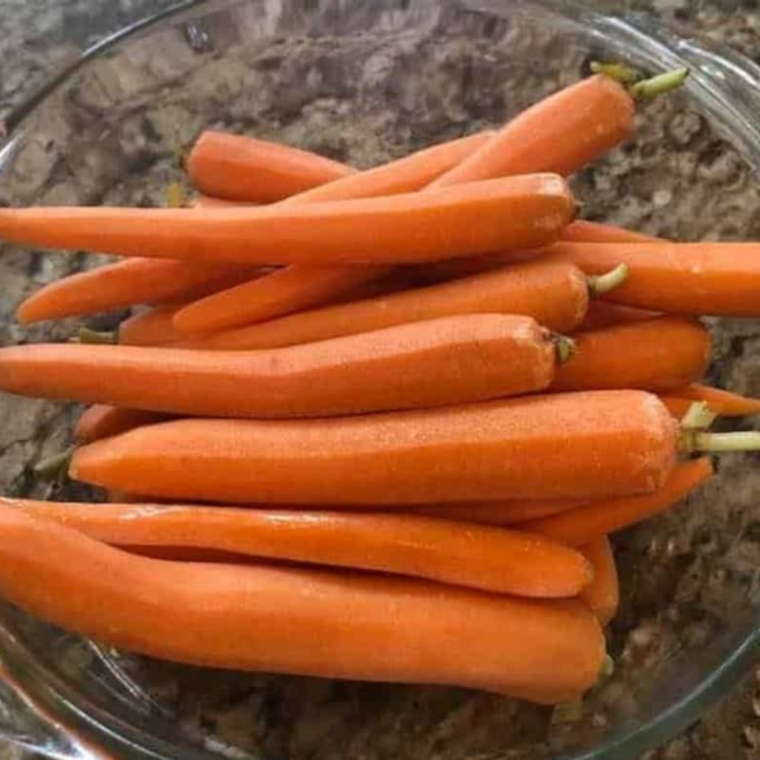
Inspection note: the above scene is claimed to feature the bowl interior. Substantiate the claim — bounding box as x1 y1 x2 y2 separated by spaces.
2 1 760 758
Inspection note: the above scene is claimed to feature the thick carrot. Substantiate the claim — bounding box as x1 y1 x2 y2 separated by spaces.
578 537 619 627
74 405 172 444
520 458 713 545
429 74 634 188
119 305 186 347
578 301 660 331
0 175 574 266
414 499 584 527
552 317 711 393
547 241 760 316
561 220 659 244
187 131 355 202
0 508 604 703
16 259 261 324
171 259 591 351
665 384 760 417
0 315 570 418
1 499 593 598
70 391 678 505
176 132 496 332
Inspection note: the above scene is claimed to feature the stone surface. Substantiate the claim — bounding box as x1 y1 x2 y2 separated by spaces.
1 1 760 759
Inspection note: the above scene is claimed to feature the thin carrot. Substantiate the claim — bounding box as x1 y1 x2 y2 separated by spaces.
187 131 355 202
520 458 713 545
547 241 760 316
578 301 660 332
0 507 605 703
118 305 186 347
578 537 619 627
171 259 592 351
74 405 172 444
0 315 573 418
0 175 574 266
1 499 593 598
552 317 711 393
176 131 495 332
665 384 760 417
561 220 659 244
70 391 679 505
414 499 585 527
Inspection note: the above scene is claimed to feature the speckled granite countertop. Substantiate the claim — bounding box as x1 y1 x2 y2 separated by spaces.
1 1 760 758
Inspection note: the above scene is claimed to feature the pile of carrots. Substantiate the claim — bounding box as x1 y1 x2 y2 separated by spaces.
1 61 760 708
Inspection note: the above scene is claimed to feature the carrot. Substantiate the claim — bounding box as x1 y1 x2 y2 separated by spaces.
552 317 711 393
414 499 585 527
74 405 172 444
16 259 261 324
118 305 186 347
0 315 573 418
561 220 659 244
1 498 593 598
520 458 713 545
665 384 760 417
0 175 575 267
578 537 619 627
70 390 679 505
578 301 660 331
171 259 592 351
0 507 605 703
175 131 496 333
187 131 355 202
193 195 253 209
547 241 760 316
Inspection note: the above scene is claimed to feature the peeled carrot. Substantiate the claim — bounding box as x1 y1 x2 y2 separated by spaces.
1 499 593 598
176 132 495 332
547 241 760 316
561 220 659 244
74 405 172 444
118 305 186 347
16 259 260 324
0 315 570 418
70 391 678 505
578 537 619 627
414 499 584 527
552 317 711 393
0 175 574 266
664 384 760 417
0 507 604 702
578 301 660 331
429 74 634 187
171 259 591 351
520 458 713 546
187 131 355 202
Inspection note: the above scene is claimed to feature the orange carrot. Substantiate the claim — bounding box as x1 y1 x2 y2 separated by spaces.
547 241 760 316
74 405 172 444
414 499 584 527
664 384 760 417
659 397 695 418
171 259 591 351
0 507 604 703
0 175 574 266
429 74 635 187
520 458 713 545
187 131 355 202
562 220 659 244
118 305 186 347
175 132 495 332
578 537 619 627
578 301 660 331
0 315 571 418
16 259 261 324
1 499 593 598
552 317 711 393
70 391 678 505
193 195 254 209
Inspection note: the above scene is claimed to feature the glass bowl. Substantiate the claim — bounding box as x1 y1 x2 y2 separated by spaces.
2 1 760 757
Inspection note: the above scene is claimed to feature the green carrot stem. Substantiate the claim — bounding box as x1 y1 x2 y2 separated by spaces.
78 328 116 345
590 61 640 84
629 68 689 100
681 431 760 454
587 264 629 297
34 448 73 481
553 335 577 364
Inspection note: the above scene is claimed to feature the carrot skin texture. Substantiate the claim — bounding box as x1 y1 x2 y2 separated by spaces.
0 507 605 702
414 499 585 526
187 131 354 202
430 74 634 187
547 242 760 316
0 175 574 266
119 305 187 347
561 220 658 244
172 260 590 351
552 317 711 393
0 315 560 418
1 499 593 598
665 384 760 417
74 405 172 444
578 537 619 627
70 391 678 505
520 458 713 546
578 301 661 332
